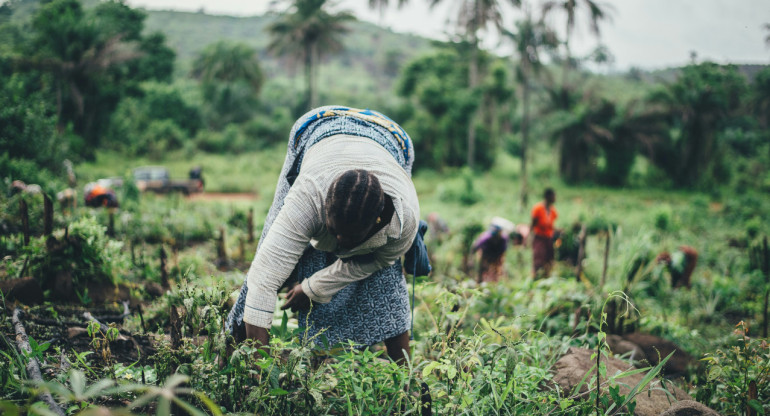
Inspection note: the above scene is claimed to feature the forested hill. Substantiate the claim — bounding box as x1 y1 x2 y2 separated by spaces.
141 9 434 81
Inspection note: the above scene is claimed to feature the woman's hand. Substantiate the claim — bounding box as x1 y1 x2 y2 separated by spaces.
245 323 270 349
281 284 310 312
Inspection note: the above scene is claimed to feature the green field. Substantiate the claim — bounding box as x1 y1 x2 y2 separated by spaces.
3 0 770 414
3 147 768 414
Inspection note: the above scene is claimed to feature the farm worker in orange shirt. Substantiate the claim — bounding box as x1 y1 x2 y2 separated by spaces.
530 188 557 278
84 183 119 208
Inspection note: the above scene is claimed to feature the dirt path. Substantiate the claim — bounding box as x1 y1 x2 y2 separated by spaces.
186 192 258 202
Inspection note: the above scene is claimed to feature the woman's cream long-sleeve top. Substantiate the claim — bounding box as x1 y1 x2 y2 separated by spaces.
243 134 420 329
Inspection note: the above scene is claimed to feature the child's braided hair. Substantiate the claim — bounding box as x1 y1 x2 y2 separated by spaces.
325 169 385 237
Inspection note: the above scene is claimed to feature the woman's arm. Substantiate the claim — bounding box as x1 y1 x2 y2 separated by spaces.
243 179 322 332
301 219 417 303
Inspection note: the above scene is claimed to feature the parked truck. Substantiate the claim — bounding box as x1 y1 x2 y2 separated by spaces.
133 166 204 195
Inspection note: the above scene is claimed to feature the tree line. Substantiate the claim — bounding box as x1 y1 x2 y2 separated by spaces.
2 0 769 195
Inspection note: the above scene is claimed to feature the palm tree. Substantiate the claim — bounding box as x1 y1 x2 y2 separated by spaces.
645 63 747 187
504 4 557 206
191 41 264 127
430 0 521 168
541 0 613 84
764 23 770 47
368 0 409 16
23 0 143 154
268 0 355 110
752 67 770 129
541 85 604 183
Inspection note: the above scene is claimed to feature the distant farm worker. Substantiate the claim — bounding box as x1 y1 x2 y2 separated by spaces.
471 217 514 283
656 245 698 289
426 212 449 243
530 188 558 278
84 183 119 208
226 106 427 364
189 166 205 188
510 223 530 246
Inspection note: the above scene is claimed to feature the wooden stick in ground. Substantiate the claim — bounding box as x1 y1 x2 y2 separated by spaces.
247 208 255 243
169 306 182 349
107 210 115 237
763 236 769 338
12 308 66 416
137 304 147 334
44 194 53 236
575 224 587 281
600 229 611 289
748 380 758 416
160 247 169 290
20 198 30 246
217 226 227 264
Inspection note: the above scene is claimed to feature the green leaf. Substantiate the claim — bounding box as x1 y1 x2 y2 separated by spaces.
446 365 457 380
422 361 440 378
269 388 289 396
83 378 116 399
748 400 764 415
707 366 722 381
194 391 224 416
280 311 288 336
171 397 207 416
70 370 86 399
611 351 673 415
609 385 623 403
0 400 19 416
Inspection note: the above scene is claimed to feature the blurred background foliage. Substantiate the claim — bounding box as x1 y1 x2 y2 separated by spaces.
1 0 768 197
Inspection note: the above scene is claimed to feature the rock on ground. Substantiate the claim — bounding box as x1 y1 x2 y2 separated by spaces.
552 347 693 416
0 276 43 305
621 333 694 376
658 400 722 416
607 334 647 362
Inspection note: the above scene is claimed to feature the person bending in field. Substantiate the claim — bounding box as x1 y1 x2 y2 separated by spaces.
471 223 510 283
656 245 698 289
226 106 424 364
530 188 557 278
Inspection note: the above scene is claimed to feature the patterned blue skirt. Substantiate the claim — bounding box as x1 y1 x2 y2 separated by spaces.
226 106 414 347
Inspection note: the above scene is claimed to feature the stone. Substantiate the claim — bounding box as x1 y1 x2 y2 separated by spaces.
607 334 647 362
0 276 44 305
658 400 722 416
622 333 694 376
67 327 89 339
552 347 692 416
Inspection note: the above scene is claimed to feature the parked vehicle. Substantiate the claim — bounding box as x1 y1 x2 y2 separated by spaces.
133 166 204 195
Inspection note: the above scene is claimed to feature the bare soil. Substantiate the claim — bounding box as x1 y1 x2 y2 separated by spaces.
186 192 258 202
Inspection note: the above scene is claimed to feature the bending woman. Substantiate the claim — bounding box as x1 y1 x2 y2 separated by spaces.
226 106 419 362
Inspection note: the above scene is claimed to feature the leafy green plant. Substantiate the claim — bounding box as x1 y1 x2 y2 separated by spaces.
131 374 222 416
37 369 121 414
87 321 120 366
20 337 50 363
653 205 672 231
437 168 483 206
699 321 770 415
0 332 26 399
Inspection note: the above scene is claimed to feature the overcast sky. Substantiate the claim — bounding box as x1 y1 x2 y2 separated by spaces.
126 0 769 71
